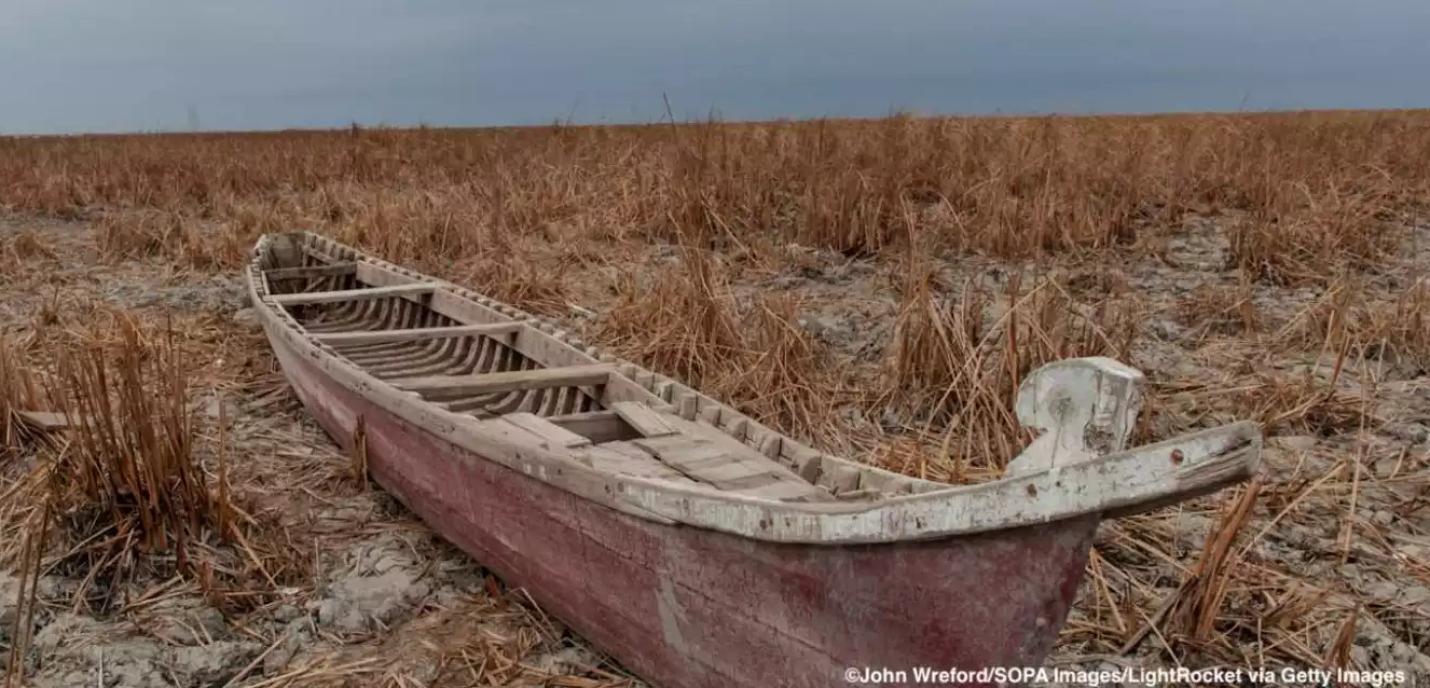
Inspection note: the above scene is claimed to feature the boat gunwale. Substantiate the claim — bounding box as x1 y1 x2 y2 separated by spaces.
246 231 1263 545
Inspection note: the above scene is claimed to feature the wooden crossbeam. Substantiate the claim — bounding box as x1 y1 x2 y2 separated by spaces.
392 364 613 396
271 283 436 306
313 322 522 346
264 262 359 281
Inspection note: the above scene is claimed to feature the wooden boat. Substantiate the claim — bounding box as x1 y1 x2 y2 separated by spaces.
246 232 1261 687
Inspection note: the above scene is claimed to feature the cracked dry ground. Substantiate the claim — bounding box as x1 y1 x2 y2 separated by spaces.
3 211 1430 686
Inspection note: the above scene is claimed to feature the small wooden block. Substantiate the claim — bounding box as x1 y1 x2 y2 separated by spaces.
16 410 73 432
677 394 699 420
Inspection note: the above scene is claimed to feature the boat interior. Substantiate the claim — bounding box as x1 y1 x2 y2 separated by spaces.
256 234 947 504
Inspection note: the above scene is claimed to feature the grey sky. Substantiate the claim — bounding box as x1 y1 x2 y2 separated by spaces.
3 0 1429 134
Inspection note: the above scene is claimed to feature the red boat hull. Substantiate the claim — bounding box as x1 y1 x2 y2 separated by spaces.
271 333 1098 687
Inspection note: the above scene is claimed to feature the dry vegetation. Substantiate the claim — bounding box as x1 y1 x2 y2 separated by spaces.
2 110 1430 685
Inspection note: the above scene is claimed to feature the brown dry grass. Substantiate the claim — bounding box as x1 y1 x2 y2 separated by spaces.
0 337 45 458
3 111 1428 271
3 110 1430 683
47 317 212 553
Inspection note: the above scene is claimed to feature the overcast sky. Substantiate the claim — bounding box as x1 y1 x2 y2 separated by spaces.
3 0 1429 134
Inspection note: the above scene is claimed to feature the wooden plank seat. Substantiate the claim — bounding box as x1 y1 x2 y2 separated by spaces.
271 283 437 306
390 364 613 397
313 322 522 346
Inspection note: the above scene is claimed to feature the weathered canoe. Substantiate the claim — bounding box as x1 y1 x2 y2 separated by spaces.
246 232 1260 687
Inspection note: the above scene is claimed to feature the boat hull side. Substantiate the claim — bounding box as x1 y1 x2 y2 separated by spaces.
268 330 1099 688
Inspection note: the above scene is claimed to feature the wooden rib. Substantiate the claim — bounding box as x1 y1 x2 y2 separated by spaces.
475 338 505 373
611 402 677 438
452 336 491 373
539 387 566 416
364 340 455 374
577 386 599 413
387 321 475 367
442 393 503 414
329 271 356 291
314 296 416 338
362 342 457 371
272 283 436 306
518 388 545 413
265 262 358 281
418 336 484 377
484 392 529 415
329 306 427 352
341 341 429 364
305 297 382 332
372 337 477 379
351 334 449 362
313 322 520 346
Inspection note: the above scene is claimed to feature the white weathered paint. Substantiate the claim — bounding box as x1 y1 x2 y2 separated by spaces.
1006 357 1144 477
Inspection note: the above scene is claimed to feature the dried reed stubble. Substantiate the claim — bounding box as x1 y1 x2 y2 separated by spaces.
3 112 1428 273
883 273 1142 475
